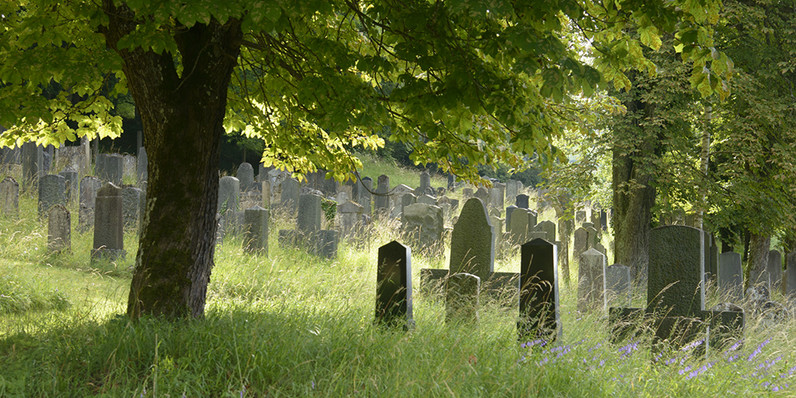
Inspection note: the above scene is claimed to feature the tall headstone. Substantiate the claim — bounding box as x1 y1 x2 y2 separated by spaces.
38 174 67 217
243 206 269 255
96 154 124 186
357 177 373 215
718 252 743 302
91 183 125 261
402 203 444 255
297 193 322 240
78 176 102 232
577 248 606 312
121 186 143 229
606 264 632 307
488 184 505 210
47 204 71 252
375 241 413 329
136 147 147 185
218 176 241 235
280 177 300 214
0 177 19 217
21 142 42 189
237 162 255 191
519 239 560 340
375 175 391 215
417 170 432 196
767 250 783 291
449 198 494 280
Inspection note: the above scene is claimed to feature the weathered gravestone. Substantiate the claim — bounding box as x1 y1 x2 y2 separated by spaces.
505 205 517 227
450 198 494 279
462 187 474 199
447 272 480 324
389 184 414 218
78 176 102 232
237 162 255 192
21 142 42 190
606 264 632 308
718 252 743 302
91 183 125 261
47 204 71 253
121 186 143 230
280 194 338 259
38 174 67 217
375 241 413 329
242 206 269 255
218 176 241 235
488 183 505 210
0 177 19 217
354 176 372 215
58 168 78 203
515 194 529 209
507 208 537 246
474 188 489 205
96 154 124 186
575 210 587 225
531 220 556 242
338 200 365 241
280 177 300 215
768 250 783 292
416 170 432 196
609 226 744 351
577 248 606 312
519 238 560 340
401 203 444 255
416 194 436 205
374 175 390 216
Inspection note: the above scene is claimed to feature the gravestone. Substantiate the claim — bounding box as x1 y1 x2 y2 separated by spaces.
357 177 373 215
531 220 556 242
787 252 796 300
575 210 587 225
416 194 436 205
401 203 444 255
297 194 322 238
446 273 480 324
78 176 102 232
505 205 517 227
449 198 494 280
515 194 529 209
47 204 71 253
417 170 432 196
243 206 269 255
718 252 743 302
21 142 42 189
462 188 474 199
337 200 364 241
121 186 143 230
577 248 606 312
505 179 520 202
0 177 19 217
91 183 125 261
768 250 783 291
609 226 744 351
122 155 136 182
38 174 67 217
237 162 255 191
606 264 632 308
137 147 147 185
474 188 488 205
58 168 78 203
488 184 505 210
374 175 390 216
280 177 300 214
508 208 534 246
519 239 560 340
218 176 241 235
375 241 413 329
96 154 124 186
316 230 339 259
389 184 414 218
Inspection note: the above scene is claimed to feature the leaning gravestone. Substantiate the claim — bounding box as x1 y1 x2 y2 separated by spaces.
519 238 560 340
577 248 606 312
96 153 124 186
237 162 255 192
609 226 744 351
243 206 269 255
606 264 632 308
47 204 71 253
375 241 413 329
78 176 102 232
449 198 494 280
718 252 743 302
0 177 19 217
38 174 67 217
91 183 125 261
401 203 444 256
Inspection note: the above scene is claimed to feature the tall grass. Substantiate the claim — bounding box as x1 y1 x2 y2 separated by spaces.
1 171 796 396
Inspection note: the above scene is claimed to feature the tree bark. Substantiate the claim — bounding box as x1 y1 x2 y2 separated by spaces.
102 2 243 318
745 232 770 291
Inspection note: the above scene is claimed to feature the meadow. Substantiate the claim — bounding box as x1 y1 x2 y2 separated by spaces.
1 162 795 397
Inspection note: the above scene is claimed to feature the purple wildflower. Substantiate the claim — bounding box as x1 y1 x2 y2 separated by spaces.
747 339 770 362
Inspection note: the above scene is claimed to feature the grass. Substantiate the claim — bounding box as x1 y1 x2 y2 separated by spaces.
2 166 796 396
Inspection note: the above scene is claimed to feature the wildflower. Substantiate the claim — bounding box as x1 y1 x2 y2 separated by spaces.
747 339 770 362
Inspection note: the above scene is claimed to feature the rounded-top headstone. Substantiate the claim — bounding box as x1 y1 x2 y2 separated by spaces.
449 198 494 279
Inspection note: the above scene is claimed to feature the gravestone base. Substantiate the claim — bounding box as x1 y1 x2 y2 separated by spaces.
420 268 519 300
90 248 126 263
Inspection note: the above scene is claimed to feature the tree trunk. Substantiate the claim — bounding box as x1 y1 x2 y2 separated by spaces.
745 232 770 291
102 2 243 318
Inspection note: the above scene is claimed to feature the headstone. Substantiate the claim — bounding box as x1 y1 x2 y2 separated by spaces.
316 230 339 259
96 154 124 186
47 204 71 253
243 206 269 255
505 179 519 202
374 175 390 216
505 205 518 227
58 168 78 203
449 198 494 280
401 203 444 255
575 210 587 225
417 170 432 196
532 220 556 242
389 184 414 218
136 147 147 185
416 194 436 205
121 186 143 229
474 188 488 205
787 252 796 300
21 142 42 189
218 176 241 235
507 208 535 245
38 174 67 217
280 177 300 214
78 176 102 232
357 177 373 215
297 194 322 239
519 239 560 340
488 184 505 210
237 162 255 191
768 250 783 291
718 252 743 302
375 241 413 329
516 194 529 209
91 183 125 261
337 200 364 240
462 188 474 199
446 273 480 323
606 264 632 308
0 177 19 217
577 248 607 312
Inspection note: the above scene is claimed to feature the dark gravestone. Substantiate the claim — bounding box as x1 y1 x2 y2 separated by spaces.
519 239 560 340
279 177 300 215
577 248 606 312
449 198 494 280
96 153 124 186
609 226 744 351
515 194 529 209
718 252 743 302
375 241 413 329
297 193 322 239
768 250 783 292
243 206 269 255
787 252 796 300
505 205 517 227
21 142 42 190
91 183 125 261
0 176 19 217
38 174 67 217
47 204 71 253
374 175 390 216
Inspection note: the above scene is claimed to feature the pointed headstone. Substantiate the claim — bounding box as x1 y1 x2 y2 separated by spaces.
519 238 560 340
375 241 413 329
449 198 494 280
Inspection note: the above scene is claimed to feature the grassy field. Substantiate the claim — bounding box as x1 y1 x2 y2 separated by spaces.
1 163 795 396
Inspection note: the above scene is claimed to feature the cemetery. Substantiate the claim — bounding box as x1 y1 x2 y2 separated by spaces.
1 1 795 396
